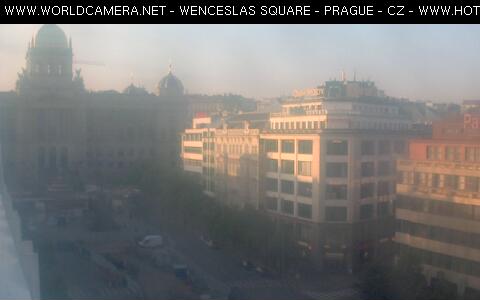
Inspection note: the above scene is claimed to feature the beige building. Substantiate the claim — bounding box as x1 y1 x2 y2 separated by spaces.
395 113 480 297
181 79 418 270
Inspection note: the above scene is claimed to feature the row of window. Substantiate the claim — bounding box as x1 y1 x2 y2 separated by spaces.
398 171 480 193
218 144 258 155
263 139 313 154
265 178 313 197
397 244 480 278
396 195 480 221
86 148 154 159
361 161 392 177
396 219 480 250
426 145 480 162
265 197 312 219
270 120 326 131
183 159 202 167
183 133 202 141
266 159 312 176
184 146 202 154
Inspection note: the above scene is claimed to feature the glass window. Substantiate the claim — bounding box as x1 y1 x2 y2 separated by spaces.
264 140 278 152
394 141 406 154
361 140 375 155
465 147 480 162
297 182 312 197
281 140 295 153
326 162 348 178
281 160 295 174
431 173 440 188
184 147 202 154
266 178 278 192
465 176 479 192
377 181 390 196
361 182 375 199
298 140 313 154
361 162 375 177
281 199 294 214
378 140 391 155
326 140 348 155
360 204 374 220
377 161 390 176
427 145 440 160
378 202 390 216
444 175 459 190
325 207 347 222
297 161 311 176
281 180 294 194
326 184 347 200
445 146 460 161
265 197 278 210
266 158 278 172
297 203 312 219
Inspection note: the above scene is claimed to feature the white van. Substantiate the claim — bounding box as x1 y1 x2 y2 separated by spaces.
138 235 163 248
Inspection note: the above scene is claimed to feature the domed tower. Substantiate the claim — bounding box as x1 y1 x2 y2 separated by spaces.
157 64 184 97
18 24 74 93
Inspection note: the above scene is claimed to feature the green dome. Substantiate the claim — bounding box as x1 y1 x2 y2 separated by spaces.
35 24 68 48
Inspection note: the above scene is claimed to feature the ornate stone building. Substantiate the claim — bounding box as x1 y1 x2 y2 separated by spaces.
0 25 195 192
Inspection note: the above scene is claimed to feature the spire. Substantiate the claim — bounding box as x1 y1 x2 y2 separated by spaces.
168 59 173 74
353 70 357 81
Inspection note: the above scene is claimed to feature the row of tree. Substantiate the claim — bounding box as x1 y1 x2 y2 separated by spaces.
123 162 308 275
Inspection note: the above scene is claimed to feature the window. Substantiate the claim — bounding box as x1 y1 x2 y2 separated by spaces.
327 140 348 155
325 207 347 222
265 197 278 210
266 159 278 172
394 141 406 154
326 162 348 178
281 180 294 194
431 173 440 188
377 181 390 196
281 140 295 153
297 161 311 176
466 147 480 162
266 178 278 192
326 184 347 200
297 182 312 197
281 160 295 174
427 145 440 160
378 202 390 216
281 199 294 214
445 146 460 161
298 140 313 154
361 183 375 199
360 204 374 220
378 140 391 155
361 140 375 155
465 176 479 192
444 175 459 190
361 162 375 177
264 140 278 152
184 147 202 154
377 161 390 176
297 203 312 219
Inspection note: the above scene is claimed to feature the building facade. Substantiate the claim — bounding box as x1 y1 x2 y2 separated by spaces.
181 79 420 271
395 113 480 296
0 25 255 194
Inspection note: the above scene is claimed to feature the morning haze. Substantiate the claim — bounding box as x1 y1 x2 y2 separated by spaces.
1 24 480 101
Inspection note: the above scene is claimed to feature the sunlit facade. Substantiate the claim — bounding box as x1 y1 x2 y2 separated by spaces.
395 113 480 296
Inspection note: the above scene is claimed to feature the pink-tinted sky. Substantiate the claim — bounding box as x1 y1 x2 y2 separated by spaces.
1 24 480 101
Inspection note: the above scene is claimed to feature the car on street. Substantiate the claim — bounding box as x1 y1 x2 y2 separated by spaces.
137 235 163 248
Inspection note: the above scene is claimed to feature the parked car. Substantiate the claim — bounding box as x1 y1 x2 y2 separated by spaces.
137 235 163 248
241 259 254 271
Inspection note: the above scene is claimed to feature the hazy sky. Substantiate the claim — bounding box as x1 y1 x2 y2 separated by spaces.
1 24 480 101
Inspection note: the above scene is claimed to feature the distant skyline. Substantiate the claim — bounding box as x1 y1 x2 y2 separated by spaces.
1 24 480 102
